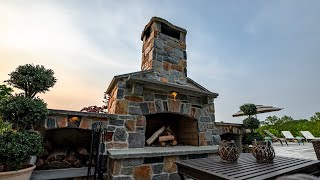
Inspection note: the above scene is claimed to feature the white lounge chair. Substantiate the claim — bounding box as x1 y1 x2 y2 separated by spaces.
300 131 320 142
281 131 304 145
263 130 288 146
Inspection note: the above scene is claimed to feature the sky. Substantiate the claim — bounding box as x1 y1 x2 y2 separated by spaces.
0 0 319 123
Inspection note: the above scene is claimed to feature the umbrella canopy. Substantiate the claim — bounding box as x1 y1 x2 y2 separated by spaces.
232 105 283 117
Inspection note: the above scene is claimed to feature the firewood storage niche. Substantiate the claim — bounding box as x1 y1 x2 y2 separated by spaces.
36 128 92 170
145 113 199 147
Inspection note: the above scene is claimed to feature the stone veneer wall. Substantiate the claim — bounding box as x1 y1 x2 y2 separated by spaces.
107 79 217 147
108 154 217 180
36 109 147 150
34 109 110 130
141 21 188 85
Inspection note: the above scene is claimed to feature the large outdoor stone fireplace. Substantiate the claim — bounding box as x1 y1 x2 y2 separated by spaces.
104 17 219 180
32 17 232 180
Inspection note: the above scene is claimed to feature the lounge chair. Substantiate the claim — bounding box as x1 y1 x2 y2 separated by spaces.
300 131 320 142
281 131 304 145
311 140 320 160
263 130 288 146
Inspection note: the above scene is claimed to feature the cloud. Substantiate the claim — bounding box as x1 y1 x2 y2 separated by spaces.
0 1 131 110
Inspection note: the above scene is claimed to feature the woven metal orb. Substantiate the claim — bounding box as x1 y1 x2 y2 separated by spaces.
218 140 240 162
252 141 275 162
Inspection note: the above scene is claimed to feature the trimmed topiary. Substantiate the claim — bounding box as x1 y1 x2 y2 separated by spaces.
0 95 48 130
243 117 260 132
240 104 257 116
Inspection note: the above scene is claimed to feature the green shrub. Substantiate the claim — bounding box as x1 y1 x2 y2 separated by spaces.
0 96 48 130
243 117 260 131
242 132 263 145
0 119 12 135
0 131 43 171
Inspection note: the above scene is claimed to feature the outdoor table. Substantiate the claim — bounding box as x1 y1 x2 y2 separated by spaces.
176 153 320 180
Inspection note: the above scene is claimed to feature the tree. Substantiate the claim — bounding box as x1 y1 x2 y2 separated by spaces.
310 112 320 121
0 84 13 100
6 64 57 98
276 115 294 125
263 116 280 126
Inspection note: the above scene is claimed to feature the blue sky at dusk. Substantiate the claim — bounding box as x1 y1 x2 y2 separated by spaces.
0 0 319 123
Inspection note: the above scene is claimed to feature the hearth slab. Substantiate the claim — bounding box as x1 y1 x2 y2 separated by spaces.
31 167 94 180
108 145 218 159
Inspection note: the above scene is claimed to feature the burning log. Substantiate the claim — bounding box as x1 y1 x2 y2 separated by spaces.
159 135 175 142
146 126 165 145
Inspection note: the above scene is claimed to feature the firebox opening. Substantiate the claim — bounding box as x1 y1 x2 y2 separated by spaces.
161 23 180 40
36 128 92 170
145 113 199 147
44 128 91 150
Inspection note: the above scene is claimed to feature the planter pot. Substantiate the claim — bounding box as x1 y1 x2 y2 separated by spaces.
0 165 36 180
252 141 275 162
218 140 240 162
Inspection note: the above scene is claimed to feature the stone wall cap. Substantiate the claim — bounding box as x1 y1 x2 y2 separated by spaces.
141 16 187 40
49 109 117 119
215 122 244 127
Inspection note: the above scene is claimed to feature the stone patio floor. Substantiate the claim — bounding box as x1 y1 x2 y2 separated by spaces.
272 142 317 160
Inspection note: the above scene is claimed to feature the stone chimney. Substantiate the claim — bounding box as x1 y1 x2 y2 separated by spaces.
141 17 187 85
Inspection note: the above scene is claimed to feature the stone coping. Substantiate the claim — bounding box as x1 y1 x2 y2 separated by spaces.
215 122 244 127
49 109 116 119
108 145 218 159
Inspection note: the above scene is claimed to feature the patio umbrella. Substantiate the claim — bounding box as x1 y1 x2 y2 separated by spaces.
232 105 283 117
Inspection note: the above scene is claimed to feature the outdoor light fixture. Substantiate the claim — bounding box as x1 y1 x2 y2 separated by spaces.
170 91 178 101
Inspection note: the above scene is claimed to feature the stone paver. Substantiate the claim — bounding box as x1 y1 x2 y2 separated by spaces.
272 142 317 160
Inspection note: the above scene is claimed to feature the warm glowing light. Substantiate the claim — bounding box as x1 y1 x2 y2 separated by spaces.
170 91 178 101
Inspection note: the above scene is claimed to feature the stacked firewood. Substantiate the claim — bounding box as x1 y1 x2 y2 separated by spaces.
35 140 92 170
146 126 177 147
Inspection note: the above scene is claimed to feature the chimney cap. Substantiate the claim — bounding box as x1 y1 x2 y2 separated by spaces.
141 17 187 40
